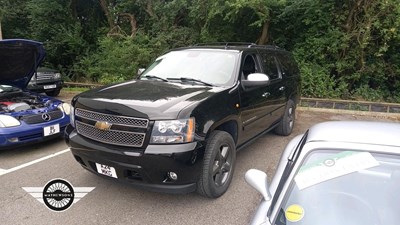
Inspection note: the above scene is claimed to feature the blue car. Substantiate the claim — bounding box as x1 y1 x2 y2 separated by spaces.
0 39 70 149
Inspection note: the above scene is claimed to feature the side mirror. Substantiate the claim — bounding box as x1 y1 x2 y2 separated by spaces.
245 169 272 201
137 68 145 76
242 73 270 88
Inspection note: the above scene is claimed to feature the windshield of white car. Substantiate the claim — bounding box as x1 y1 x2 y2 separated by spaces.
278 150 400 225
139 49 239 86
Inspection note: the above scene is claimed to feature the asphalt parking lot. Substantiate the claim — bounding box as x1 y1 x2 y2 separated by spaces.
1 93 399 224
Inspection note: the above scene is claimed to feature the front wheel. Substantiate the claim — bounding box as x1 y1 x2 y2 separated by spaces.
197 131 236 198
45 89 61 97
274 99 296 136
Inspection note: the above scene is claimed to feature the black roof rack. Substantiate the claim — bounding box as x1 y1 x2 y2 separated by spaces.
194 42 257 48
192 42 282 50
194 42 257 49
250 44 282 50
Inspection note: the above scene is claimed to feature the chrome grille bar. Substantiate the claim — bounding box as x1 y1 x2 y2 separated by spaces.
75 108 149 128
76 121 145 147
36 73 54 80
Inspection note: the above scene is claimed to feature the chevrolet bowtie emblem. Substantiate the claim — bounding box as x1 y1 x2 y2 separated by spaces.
94 121 112 131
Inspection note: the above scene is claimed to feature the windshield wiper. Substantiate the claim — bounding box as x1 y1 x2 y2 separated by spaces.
142 75 169 82
167 77 214 86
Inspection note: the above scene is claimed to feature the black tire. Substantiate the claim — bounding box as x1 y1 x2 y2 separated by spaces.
274 99 295 136
45 89 61 97
197 131 236 198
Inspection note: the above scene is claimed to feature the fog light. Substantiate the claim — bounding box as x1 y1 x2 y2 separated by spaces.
167 172 178 181
8 137 19 143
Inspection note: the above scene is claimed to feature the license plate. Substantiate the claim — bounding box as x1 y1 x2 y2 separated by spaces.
43 124 60 136
44 84 56 89
95 163 118 178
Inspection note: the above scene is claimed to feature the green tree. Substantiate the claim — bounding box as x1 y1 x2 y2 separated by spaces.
75 35 154 83
1 0 399 102
1 0 31 39
26 0 94 75
276 0 400 101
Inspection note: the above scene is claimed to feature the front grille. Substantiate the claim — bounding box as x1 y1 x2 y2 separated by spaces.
21 110 64 124
19 133 42 141
76 121 145 147
36 72 54 81
75 108 149 128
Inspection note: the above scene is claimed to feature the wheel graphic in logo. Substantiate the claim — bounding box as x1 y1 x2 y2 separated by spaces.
42 179 75 211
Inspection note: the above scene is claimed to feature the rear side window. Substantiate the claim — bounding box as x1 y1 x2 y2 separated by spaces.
260 53 280 80
277 53 299 78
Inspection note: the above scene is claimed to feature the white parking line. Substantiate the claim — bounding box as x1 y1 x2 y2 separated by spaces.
0 148 70 177
0 169 7 175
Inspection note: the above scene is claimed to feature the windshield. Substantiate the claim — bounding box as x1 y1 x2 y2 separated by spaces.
277 150 400 225
140 49 239 86
0 84 20 93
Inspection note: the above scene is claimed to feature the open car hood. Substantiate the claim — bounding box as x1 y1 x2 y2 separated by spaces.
0 39 45 89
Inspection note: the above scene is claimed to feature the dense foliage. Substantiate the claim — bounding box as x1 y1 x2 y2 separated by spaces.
1 0 399 102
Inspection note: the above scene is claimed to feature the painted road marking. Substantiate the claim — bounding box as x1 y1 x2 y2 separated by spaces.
0 148 70 177
0 169 7 175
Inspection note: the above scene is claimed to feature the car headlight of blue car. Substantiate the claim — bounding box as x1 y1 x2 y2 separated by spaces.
57 103 72 115
0 115 21 128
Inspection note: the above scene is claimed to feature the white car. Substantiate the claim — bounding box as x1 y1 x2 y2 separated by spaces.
246 121 400 225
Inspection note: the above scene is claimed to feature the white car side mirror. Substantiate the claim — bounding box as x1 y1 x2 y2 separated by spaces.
245 169 272 201
137 68 145 76
247 73 270 82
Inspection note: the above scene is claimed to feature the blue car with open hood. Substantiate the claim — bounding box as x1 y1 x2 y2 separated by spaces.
0 39 71 149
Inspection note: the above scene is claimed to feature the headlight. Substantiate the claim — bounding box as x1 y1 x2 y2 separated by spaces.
70 106 75 127
150 118 195 144
57 103 72 115
54 73 61 79
28 76 36 85
0 115 21 128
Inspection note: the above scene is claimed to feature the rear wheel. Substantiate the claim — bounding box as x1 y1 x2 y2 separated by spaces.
197 131 236 198
274 99 295 136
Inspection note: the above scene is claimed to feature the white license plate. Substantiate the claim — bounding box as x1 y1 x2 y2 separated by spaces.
43 124 60 136
44 84 56 89
95 163 118 178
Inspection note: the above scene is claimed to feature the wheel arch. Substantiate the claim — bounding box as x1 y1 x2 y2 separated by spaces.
206 119 239 145
287 92 300 107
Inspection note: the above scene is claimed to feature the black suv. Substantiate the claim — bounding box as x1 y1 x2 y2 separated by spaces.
65 43 301 198
28 67 63 96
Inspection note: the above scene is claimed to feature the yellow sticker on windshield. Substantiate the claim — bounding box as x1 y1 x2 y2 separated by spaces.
285 204 304 222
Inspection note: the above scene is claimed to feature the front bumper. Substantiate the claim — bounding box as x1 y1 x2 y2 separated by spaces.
27 80 63 92
65 125 205 194
0 116 69 149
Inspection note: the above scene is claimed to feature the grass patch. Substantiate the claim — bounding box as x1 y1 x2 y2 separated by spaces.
63 87 90 92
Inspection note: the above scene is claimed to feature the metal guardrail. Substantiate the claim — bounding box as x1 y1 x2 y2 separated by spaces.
300 98 400 114
64 82 102 88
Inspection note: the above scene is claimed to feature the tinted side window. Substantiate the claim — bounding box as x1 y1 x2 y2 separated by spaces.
260 53 280 80
241 53 261 79
278 53 299 77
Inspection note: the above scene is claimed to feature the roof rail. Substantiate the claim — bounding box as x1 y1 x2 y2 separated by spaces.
192 42 283 50
194 42 257 48
249 44 282 50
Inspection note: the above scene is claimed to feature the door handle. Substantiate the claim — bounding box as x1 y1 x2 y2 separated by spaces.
262 92 270 97
279 86 285 91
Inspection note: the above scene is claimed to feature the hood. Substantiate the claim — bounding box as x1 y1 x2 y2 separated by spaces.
74 80 226 119
0 39 46 89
